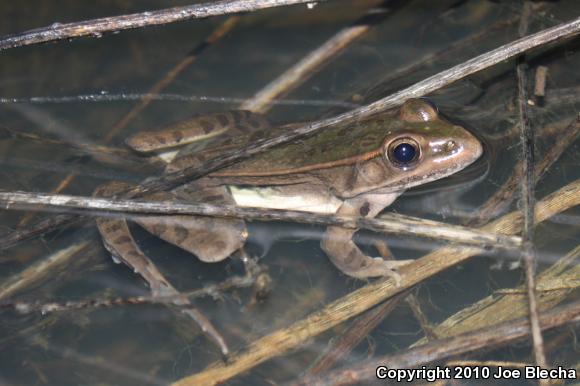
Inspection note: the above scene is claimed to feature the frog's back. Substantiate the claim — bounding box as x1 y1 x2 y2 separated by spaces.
217 114 404 176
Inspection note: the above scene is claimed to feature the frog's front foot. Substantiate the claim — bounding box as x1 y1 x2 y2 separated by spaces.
320 193 412 286
321 226 411 287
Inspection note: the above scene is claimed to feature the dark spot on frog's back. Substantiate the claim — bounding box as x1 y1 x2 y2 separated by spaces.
173 225 189 244
172 131 184 143
199 120 215 134
153 223 167 236
221 137 233 145
106 222 122 233
305 147 317 157
155 135 167 145
127 250 141 258
235 124 252 133
249 130 265 141
216 113 230 127
247 117 263 129
343 249 357 265
114 235 132 245
212 240 226 251
359 202 370 217
231 110 246 121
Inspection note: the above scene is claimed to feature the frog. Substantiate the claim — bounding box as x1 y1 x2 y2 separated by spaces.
95 99 483 292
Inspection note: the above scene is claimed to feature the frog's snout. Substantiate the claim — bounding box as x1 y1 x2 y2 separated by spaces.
460 127 484 165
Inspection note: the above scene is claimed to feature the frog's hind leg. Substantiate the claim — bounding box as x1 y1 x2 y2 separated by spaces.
94 181 176 297
94 181 230 355
321 192 411 286
126 110 270 154
164 110 271 173
135 183 247 263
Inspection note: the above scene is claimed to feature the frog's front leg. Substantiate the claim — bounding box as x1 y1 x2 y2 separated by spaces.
321 192 410 285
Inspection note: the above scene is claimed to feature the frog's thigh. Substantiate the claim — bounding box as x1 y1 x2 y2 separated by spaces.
321 192 403 279
135 184 246 263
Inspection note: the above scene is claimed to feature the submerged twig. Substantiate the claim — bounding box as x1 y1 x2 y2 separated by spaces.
364 5 547 100
3 17 580 250
0 93 358 109
102 16 241 143
406 293 438 341
468 116 580 227
0 190 522 250
414 244 580 343
0 125 150 168
291 300 580 386
0 0 319 51
10 15 242 230
0 240 91 301
1 269 256 314
516 1 547 370
240 0 398 113
171 180 580 386
304 291 409 377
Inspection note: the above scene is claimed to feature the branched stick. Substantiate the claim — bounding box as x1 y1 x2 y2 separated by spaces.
0 270 256 314
0 0 319 51
3 16 580 250
0 190 522 250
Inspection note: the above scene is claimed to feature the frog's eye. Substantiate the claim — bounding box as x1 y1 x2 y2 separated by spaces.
386 137 420 168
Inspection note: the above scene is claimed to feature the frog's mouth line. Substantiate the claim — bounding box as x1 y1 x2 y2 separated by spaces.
406 156 489 196
344 160 482 199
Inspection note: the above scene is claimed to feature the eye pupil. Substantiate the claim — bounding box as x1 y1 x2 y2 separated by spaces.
392 142 417 164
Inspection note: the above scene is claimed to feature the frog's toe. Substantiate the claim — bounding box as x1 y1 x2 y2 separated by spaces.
369 257 410 287
334 255 407 286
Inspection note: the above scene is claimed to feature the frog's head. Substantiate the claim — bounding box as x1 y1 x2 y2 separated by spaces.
377 98 483 192
338 98 483 198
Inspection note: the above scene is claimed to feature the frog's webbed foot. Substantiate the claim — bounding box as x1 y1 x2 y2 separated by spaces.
321 193 411 286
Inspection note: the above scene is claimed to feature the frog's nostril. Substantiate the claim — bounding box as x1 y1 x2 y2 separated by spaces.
445 140 458 153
